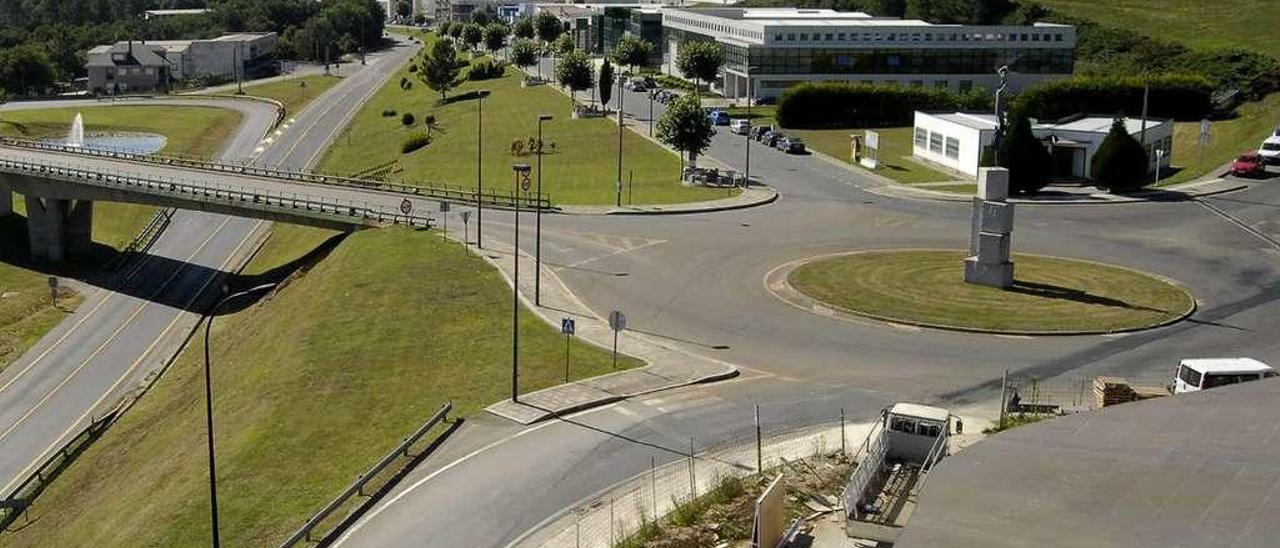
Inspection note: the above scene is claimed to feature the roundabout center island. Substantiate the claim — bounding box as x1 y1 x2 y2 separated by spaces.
786 250 1195 335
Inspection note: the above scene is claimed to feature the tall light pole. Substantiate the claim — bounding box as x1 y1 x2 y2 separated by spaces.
203 282 276 548
475 89 490 248
535 113 553 306
616 72 625 207
744 66 757 188
648 89 655 137
512 163 531 403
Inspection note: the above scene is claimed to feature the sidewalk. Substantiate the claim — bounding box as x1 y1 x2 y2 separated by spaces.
472 223 739 425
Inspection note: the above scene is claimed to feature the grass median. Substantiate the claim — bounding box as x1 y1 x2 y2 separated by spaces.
320 36 726 205
0 226 639 547
788 250 1194 334
0 105 243 373
240 74 342 118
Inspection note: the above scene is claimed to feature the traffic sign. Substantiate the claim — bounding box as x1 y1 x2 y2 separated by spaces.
561 318 576 335
400 198 413 215
608 310 626 332
47 276 58 288
460 210 471 224
439 200 451 213
520 172 532 192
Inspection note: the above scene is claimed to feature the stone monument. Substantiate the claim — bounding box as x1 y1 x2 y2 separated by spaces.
965 168 1015 288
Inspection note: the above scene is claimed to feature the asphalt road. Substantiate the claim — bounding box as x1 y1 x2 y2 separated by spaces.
335 64 1280 547
0 38 420 500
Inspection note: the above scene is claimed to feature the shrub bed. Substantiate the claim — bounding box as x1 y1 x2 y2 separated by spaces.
401 131 431 154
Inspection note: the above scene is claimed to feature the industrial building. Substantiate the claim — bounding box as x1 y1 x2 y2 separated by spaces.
660 7 1075 99
85 33 278 94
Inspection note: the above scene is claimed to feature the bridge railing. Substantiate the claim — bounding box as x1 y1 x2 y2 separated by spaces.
0 138 551 211
0 157 435 229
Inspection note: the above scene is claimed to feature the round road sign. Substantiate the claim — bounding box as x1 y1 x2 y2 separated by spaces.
520 173 532 192
400 198 413 215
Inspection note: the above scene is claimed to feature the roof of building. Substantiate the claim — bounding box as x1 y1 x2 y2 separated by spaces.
898 377 1280 548
889 403 950 422
667 7 1072 28
1180 357 1273 373
210 33 275 42
85 42 169 68
144 8 210 17
1039 116 1171 135
920 111 1000 131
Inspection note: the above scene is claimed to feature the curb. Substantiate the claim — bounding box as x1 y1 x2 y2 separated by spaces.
556 186 779 216
765 249 1199 337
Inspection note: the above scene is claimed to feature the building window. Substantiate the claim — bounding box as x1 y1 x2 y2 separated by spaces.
945 137 960 159
929 132 944 154
800 33 808 41
925 33 933 41
775 33 782 41
1032 34 1040 41
825 33 833 41
934 80 949 89
1021 34 1028 41
1055 33 1063 42
914 127 928 148
787 33 795 41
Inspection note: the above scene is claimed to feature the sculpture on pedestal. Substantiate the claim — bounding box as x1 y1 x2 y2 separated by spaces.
965 168 1015 288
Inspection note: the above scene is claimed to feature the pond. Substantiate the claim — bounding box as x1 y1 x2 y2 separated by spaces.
43 132 168 155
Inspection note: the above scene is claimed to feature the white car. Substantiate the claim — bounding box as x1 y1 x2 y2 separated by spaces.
1260 135 1280 165
1172 357 1275 394
729 119 751 135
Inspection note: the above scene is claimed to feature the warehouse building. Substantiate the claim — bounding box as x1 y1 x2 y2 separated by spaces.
660 7 1075 99
86 33 277 94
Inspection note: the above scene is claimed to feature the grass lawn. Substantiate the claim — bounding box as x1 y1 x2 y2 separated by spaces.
1034 0 1280 59
789 250 1194 334
0 105 242 371
790 127 956 185
1164 94 1280 185
240 74 341 118
319 36 725 206
0 225 638 547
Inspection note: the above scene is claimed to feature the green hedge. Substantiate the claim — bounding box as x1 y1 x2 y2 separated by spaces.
776 82 989 128
1012 74 1214 122
401 131 431 154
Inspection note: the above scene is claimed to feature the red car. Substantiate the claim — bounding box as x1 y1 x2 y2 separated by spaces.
1231 151 1266 177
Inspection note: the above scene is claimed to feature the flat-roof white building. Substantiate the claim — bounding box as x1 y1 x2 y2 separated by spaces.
912 111 1173 180
661 7 1075 99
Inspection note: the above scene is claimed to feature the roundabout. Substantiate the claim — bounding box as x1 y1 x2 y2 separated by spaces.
783 249 1196 335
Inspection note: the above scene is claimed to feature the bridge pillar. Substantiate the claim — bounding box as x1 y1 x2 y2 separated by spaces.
24 196 93 262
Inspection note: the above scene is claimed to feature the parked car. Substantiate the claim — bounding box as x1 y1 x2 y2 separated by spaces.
628 79 647 92
729 119 751 135
782 137 807 154
1230 151 1267 177
752 125 774 141
763 130 782 148
1260 136 1280 165
708 110 730 126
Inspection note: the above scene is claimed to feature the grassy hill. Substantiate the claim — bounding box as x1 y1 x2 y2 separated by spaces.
0 226 637 547
1033 0 1280 59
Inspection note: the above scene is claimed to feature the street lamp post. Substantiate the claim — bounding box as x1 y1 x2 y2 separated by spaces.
512 163 532 403
475 89 490 248
744 66 758 188
648 90 655 137
203 282 276 548
535 114 553 306
616 73 625 207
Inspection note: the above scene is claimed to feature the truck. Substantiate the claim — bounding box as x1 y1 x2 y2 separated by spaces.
841 403 962 544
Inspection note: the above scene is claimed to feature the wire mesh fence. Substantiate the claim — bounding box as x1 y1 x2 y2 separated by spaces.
1001 370 1172 419
518 406 878 548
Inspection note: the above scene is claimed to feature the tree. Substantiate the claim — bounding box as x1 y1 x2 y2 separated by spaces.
598 58 614 110
513 17 535 40
438 21 452 37
905 0 1008 24
420 39 464 100
1091 117 1150 192
470 7 492 26
461 23 483 51
395 0 412 19
446 21 463 39
555 50 594 109
676 41 724 97
553 34 575 56
997 113 1052 195
535 11 563 44
484 23 507 53
656 95 715 167
0 44 57 96
510 39 539 71
337 33 357 55
611 34 652 72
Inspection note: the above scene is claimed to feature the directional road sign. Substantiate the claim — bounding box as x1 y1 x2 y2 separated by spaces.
608 310 626 332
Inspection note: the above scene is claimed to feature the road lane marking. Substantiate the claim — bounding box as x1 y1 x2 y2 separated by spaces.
0 219 265 497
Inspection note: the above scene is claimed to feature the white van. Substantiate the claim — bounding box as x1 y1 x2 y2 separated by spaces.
1260 136 1280 165
1173 358 1275 394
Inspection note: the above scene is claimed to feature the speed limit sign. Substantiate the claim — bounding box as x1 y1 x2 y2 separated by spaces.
520 173 531 192
399 198 413 214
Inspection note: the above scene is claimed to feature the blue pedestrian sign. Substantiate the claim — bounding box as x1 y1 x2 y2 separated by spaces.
561 318 576 335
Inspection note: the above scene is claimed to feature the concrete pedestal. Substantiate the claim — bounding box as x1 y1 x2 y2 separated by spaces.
24 196 93 262
964 257 1014 288
965 168 1015 289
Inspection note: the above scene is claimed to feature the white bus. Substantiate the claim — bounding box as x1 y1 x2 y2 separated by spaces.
1173 358 1275 394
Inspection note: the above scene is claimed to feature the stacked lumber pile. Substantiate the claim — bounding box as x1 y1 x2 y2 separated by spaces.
1092 377 1169 409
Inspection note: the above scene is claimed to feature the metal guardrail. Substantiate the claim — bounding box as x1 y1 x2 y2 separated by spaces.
0 405 122 529
279 401 453 548
0 138 551 210
909 429 950 499
0 157 434 229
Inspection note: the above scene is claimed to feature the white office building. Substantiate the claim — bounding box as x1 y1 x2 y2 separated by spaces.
661 7 1075 99
912 111 1174 180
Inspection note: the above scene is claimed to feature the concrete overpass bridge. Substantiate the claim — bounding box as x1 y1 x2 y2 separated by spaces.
0 139 545 261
